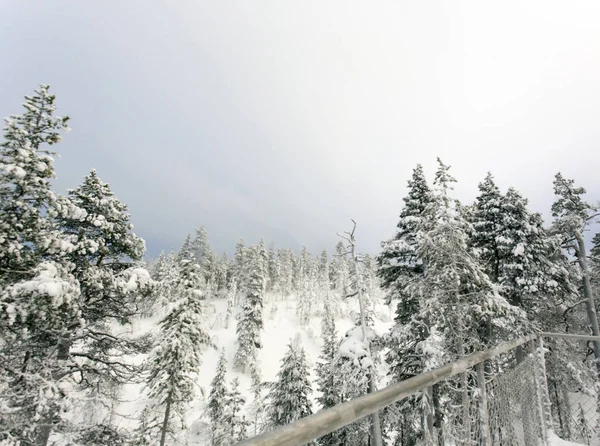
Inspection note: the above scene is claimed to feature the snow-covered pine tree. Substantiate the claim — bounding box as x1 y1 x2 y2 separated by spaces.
384 159 525 444
0 85 89 445
278 248 295 299
319 249 330 287
330 241 350 297
142 257 213 446
551 173 600 372
191 226 218 295
230 239 247 296
207 349 228 446
214 252 229 293
267 341 313 429
468 173 504 281
411 159 523 442
59 169 148 323
234 261 264 375
316 301 338 409
468 175 576 329
267 243 280 293
257 240 269 294
297 250 318 325
221 378 251 444
377 164 433 309
175 234 193 264
53 168 153 440
0 85 73 283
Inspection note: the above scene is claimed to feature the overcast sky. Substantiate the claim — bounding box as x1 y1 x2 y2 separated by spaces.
1 1 599 257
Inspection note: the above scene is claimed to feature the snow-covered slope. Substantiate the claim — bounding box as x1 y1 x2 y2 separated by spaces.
116 294 394 445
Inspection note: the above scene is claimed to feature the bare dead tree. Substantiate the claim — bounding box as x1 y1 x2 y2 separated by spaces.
337 219 383 446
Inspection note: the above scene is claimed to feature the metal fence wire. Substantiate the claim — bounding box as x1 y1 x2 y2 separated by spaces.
484 353 545 446
545 337 600 446
235 333 600 446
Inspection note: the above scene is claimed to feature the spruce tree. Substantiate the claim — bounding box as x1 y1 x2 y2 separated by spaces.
315 302 341 446
267 342 313 429
278 248 295 299
191 226 217 294
208 349 228 446
143 258 213 446
468 173 504 281
0 85 86 445
267 243 280 293
234 265 264 374
377 164 433 315
330 241 350 296
384 160 524 444
468 175 575 326
0 84 73 283
175 234 193 263
59 168 148 324
551 173 600 373
222 378 251 444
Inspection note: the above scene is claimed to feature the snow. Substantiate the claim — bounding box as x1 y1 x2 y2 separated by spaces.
3 164 27 178
548 430 585 446
513 243 525 257
338 325 377 369
10 262 63 299
115 294 394 443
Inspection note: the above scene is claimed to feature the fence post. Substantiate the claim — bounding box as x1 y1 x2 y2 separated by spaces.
529 340 549 445
536 335 553 431
476 361 491 446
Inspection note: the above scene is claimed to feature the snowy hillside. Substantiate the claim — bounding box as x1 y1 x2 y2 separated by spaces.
115 294 394 445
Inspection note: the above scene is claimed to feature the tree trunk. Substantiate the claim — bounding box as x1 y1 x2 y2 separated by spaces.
346 230 383 446
160 390 173 446
36 336 72 446
576 234 600 376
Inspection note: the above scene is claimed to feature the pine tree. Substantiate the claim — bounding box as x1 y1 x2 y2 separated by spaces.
231 239 247 294
316 301 339 410
222 378 251 444
59 169 148 324
234 263 264 374
384 159 524 444
330 241 350 296
143 258 213 446
175 234 193 263
214 252 229 293
551 173 600 373
191 226 217 294
468 173 504 281
468 175 575 327
208 349 228 446
377 164 433 315
0 84 73 283
278 248 295 299
54 169 153 440
267 243 280 293
267 342 313 429
0 85 87 445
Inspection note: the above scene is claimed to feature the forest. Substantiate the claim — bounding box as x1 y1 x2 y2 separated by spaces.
1 86 599 446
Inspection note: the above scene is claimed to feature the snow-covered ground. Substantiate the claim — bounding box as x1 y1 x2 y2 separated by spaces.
115 294 394 445
548 430 586 446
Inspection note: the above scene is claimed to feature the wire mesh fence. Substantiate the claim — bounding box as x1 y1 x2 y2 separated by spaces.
236 333 600 446
545 336 600 446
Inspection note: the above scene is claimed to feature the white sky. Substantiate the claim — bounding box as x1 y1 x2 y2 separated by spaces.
0 1 599 256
